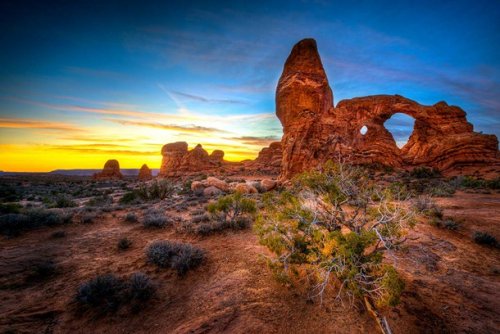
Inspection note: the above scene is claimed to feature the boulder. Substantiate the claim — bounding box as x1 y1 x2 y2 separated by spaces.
203 186 222 197
204 176 229 192
261 179 277 191
234 183 258 194
191 181 204 192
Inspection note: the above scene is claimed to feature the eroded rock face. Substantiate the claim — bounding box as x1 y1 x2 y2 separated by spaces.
276 38 499 179
138 164 153 181
93 159 123 180
159 142 226 177
244 141 283 175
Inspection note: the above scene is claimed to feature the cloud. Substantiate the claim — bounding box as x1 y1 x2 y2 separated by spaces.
228 135 281 146
47 145 157 156
106 119 231 134
0 118 84 132
169 90 248 105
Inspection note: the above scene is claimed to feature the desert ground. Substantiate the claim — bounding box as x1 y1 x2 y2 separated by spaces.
0 171 499 334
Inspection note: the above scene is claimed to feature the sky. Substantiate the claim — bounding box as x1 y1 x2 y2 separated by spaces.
0 0 499 171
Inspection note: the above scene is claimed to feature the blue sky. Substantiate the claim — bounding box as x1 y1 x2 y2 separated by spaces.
0 0 499 170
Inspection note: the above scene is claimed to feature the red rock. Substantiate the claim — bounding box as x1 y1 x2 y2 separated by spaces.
204 177 229 192
191 181 204 192
158 142 226 177
260 179 277 191
276 38 500 179
93 159 123 180
234 183 258 194
244 142 283 175
203 186 222 196
138 164 152 181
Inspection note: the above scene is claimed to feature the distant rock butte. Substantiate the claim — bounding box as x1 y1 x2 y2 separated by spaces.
276 38 499 179
93 159 123 180
159 142 225 177
138 164 153 181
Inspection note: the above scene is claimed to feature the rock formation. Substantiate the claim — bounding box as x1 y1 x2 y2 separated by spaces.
276 38 499 179
93 159 123 180
159 142 225 177
243 142 283 175
138 164 153 181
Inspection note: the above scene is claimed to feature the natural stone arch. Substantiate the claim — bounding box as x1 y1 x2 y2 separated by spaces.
276 39 499 179
383 113 416 149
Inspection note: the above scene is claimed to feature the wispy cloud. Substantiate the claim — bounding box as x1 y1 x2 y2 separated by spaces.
47 145 157 156
0 118 84 132
106 119 231 134
228 135 281 146
169 90 248 105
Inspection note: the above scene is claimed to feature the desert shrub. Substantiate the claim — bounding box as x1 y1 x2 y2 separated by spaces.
143 210 170 228
76 274 127 314
27 259 58 281
128 272 156 312
190 213 209 224
119 191 141 205
0 209 73 237
137 179 175 201
459 176 500 190
425 181 455 197
0 213 29 236
75 273 156 315
207 192 256 227
86 194 113 207
118 238 132 250
0 203 22 214
441 219 460 230
51 230 67 238
410 166 440 179
473 231 498 247
52 195 77 208
80 213 96 224
413 196 443 223
255 161 415 311
146 240 205 275
124 212 138 223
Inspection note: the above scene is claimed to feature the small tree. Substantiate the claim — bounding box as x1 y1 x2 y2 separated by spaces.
207 192 257 228
255 162 415 333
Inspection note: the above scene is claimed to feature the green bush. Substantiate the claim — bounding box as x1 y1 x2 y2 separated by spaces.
119 191 141 205
207 192 256 227
255 162 414 308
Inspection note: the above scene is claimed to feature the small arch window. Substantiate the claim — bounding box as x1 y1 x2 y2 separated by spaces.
360 125 368 135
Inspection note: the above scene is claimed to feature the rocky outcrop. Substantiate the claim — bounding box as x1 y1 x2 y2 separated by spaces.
93 159 123 180
276 38 499 179
243 142 283 175
138 164 153 181
159 142 225 177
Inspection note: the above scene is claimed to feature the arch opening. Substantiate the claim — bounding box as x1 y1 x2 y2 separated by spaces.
384 113 415 149
360 125 368 135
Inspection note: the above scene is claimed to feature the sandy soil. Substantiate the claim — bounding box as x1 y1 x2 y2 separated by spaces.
1 191 499 333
